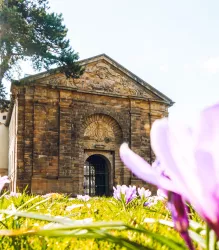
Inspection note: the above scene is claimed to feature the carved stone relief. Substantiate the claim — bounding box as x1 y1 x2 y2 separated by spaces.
38 60 157 99
84 121 114 142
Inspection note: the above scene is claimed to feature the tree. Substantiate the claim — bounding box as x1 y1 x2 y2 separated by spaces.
0 81 8 110
0 0 84 101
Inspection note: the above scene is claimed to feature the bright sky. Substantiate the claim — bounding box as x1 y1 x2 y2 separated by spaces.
10 0 219 121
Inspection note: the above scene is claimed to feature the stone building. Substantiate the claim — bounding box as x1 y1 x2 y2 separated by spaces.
0 110 9 176
6 54 173 195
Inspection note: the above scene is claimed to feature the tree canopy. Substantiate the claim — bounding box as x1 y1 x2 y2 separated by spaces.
0 0 83 107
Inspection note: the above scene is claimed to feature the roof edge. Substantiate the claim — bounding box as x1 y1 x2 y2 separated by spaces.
12 53 174 106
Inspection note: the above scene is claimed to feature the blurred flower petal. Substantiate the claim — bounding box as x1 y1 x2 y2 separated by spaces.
120 143 176 192
120 102 219 238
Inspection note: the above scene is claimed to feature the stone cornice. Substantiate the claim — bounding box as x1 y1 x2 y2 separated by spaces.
19 83 172 105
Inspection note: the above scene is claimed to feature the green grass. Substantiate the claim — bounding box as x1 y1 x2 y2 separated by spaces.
0 193 203 249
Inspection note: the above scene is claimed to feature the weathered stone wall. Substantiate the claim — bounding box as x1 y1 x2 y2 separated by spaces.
12 57 170 195
14 87 167 194
129 100 167 191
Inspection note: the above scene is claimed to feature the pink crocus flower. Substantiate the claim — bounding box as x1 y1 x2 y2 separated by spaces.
77 195 90 202
137 187 151 200
120 103 219 239
157 189 167 200
0 176 10 192
5 192 21 199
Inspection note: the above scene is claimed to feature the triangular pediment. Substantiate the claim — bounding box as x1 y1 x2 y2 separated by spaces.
15 54 173 105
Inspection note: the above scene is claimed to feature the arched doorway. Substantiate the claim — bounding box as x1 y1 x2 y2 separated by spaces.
84 155 109 196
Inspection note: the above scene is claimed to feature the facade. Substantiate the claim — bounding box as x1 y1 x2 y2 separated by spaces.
0 111 9 176
6 54 173 195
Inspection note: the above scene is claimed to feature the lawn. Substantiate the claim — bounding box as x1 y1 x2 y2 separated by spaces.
0 192 202 250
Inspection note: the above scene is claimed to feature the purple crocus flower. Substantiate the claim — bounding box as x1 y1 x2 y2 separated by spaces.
143 198 157 207
113 185 137 204
126 185 137 203
120 103 219 238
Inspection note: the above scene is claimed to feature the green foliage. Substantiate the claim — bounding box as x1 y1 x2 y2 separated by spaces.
0 0 83 89
0 193 199 250
0 82 8 110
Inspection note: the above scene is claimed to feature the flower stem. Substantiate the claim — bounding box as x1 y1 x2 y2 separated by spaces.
206 224 210 250
209 230 217 250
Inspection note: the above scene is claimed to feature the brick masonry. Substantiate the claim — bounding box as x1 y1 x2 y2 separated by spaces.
10 55 172 195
